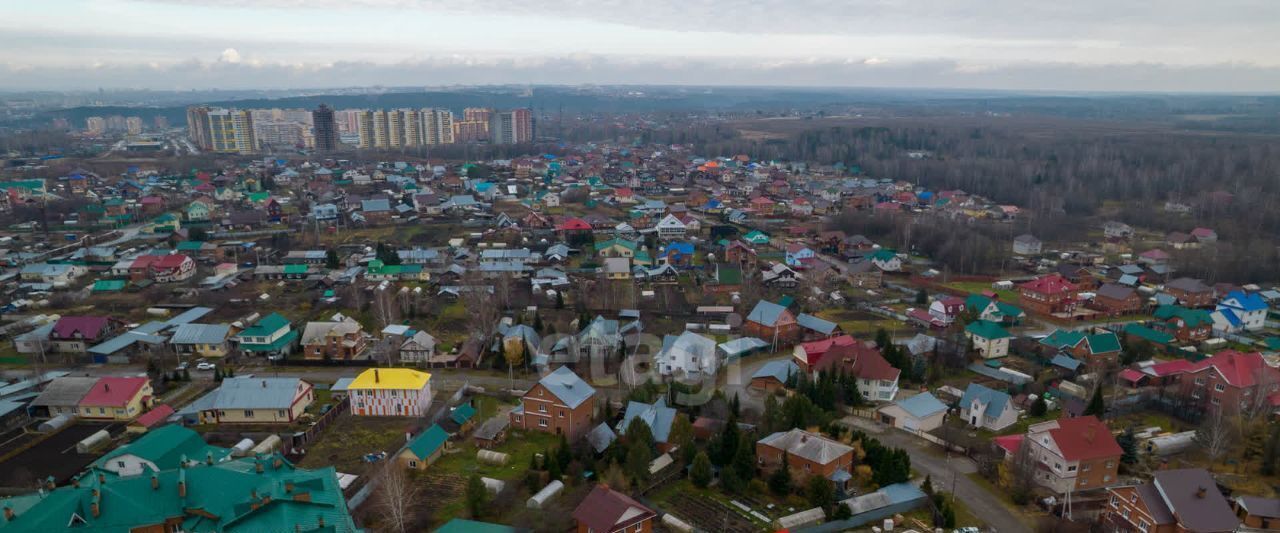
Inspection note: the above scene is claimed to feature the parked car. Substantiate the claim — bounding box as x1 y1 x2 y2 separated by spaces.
196 362 216 371
175 362 189 371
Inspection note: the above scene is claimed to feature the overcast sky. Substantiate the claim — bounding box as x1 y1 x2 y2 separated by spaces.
3 0 1279 92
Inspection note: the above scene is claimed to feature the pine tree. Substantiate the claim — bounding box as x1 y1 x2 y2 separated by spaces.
1030 395 1047 417
768 458 792 495
547 453 562 481
556 434 572 469
1084 386 1106 417
325 249 340 269
1117 427 1138 466
874 327 891 349
465 474 488 518
806 474 835 510
690 451 712 488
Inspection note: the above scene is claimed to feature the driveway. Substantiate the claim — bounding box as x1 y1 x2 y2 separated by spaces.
844 416 1034 533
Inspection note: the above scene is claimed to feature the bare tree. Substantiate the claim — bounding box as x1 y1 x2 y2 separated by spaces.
461 271 500 343
1006 438 1039 505
373 463 421 533
1195 415 1234 470
372 284 399 330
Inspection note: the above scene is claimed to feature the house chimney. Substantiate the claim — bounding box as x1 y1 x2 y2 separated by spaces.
262 380 267 388
103 383 109 392
256 460 264 474
206 452 213 465
1197 487 1207 498
44 477 54 490
90 502 99 518
273 457 283 469
4 506 13 521
151 475 159 490
97 473 105 483
318 516 325 528
285 481 294 493
374 369 380 383
251 488 257 499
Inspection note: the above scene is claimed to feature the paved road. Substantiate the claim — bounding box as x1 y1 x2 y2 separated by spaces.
843 416 1033 533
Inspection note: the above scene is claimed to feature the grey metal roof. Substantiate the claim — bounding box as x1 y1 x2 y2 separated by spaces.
587 422 617 453
893 392 948 419
169 323 231 345
30 377 99 407
193 377 308 410
747 300 788 326
617 398 676 443
796 313 838 335
1151 469 1239 531
758 428 853 465
537 366 596 409
88 331 166 355
165 307 214 327
751 359 798 383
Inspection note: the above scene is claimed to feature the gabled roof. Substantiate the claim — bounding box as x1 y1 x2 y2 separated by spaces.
587 423 617 453
893 392 947 419
80 377 149 407
1221 290 1268 312
97 425 228 472
795 313 838 335
572 485 656 533
535 366 596 408
405 424 449 459
1150 468 1238 531
960 383 1012 418
617 398 677 444
1038 415 1122 462
746 300 792 327
193 377 309 411
1154 305 1213 327
752 360 799 383
1019 273 1076 295
1186 350 1278 388
169 323 231 345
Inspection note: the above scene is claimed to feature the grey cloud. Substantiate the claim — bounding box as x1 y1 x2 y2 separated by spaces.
4 54 1280 92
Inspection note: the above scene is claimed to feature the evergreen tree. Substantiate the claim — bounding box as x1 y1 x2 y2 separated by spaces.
915 288 928 305
717 415 740 466
806 475 835 510
763 394 783 434
625 441 651 486
832 503 852 520
731 433 755 482
465 474 488 518
1084 387 1106 417
1030 395 1047 417
942 503 957 528
921 474 934 497
730 393 741 418
1117 427 1138 466
556 434 573 469
1264 426 1280 476
325 249 340 269
555 291 565 309
690 451 713 488
182 368 191 381
768 458 792 495
874 328 891 349
546 453 562 481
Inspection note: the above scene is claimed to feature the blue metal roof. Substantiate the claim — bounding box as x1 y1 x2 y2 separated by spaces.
617 398 676 444
747 300 788 326
959 383 1012 418
538 366 596 409
894 392 947 419
796 313 838 335
751 359 799 383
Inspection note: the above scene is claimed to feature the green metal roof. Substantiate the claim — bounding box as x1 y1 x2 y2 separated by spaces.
450 403 476 426
92 280 127 292
966 320 1012 340
404 424 448 460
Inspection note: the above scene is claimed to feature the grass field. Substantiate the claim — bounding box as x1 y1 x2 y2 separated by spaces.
942 281 1018 302
297 415 421 475
816 308 913 336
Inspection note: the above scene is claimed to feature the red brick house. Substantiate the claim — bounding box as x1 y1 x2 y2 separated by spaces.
756 429 856 492
1170 350 1280 417
573 484 656 533
510 366 597 440
1091 283 1143 316
1025 416 1122 493
1104 469 1239 533
1164 277 1216 308
1018 274 1079 315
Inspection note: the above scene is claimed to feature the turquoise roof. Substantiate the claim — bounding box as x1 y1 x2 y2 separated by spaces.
405 424 449 459
965 320 1011 340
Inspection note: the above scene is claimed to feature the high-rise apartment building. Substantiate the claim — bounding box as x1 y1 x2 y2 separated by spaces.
422 108 455 145
186 106 212 149
204 108 257 153
313 104 338 152
154 116 169 131
85 116 106 135
125 117 143 135
464 107 493 123
490 108 533 144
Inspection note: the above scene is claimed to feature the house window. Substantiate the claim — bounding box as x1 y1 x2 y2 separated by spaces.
538 419 548 428
278 410 287 418
1195 377 1206 386
1110 495 1118 507
1104 475 1112 482
409 461 417 468
1130 493 1137 503
1122 509 1130 520
1067 466 1077 472
1083 463 1091 472
243 410 254 418
559 410 565 418
1106 461 1115 469
1212 398 1221 405
1215 383 1226 393
1138 520 1149 532
539 404 547 413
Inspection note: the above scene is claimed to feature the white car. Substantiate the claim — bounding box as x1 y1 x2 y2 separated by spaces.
196 362 216 371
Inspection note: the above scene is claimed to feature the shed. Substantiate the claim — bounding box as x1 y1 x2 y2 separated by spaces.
776 507 826 529
477 449 510 466
76 429 111 453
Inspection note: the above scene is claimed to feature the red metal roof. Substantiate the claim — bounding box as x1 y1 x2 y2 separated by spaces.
132 404 174 428
80 377 149 407
555 218 592 231
572 485 656 533
1020 274 1077 295
52 316 111 341
1186 350 1277 388
1047 416 1122 462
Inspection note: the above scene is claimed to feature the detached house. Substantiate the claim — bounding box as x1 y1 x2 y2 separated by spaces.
233 312 297 358
78 376 154 421
185 377 314 424
1018 274 1078 315
1164 277 1216 308
1039 329 1122 368
745 300 800 347
300 317 367 360
348 368 432 416
572 485 658 533
50 316 117 354
1024 416 1122 493
959 383 1018 431
965 320 1012 359
1214 290 1268 332
1153 305 1213 343
511 366 597 440
756 429 856 493
1105 468 1239 533
655 214 687 240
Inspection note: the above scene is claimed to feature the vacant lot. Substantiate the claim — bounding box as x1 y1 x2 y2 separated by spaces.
0 422 121 488
296 414 422 476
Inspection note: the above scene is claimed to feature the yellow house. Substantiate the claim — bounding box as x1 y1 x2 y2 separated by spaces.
397 424 450 470
193 377 315 424
170 323 232 359
79 377 154 421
